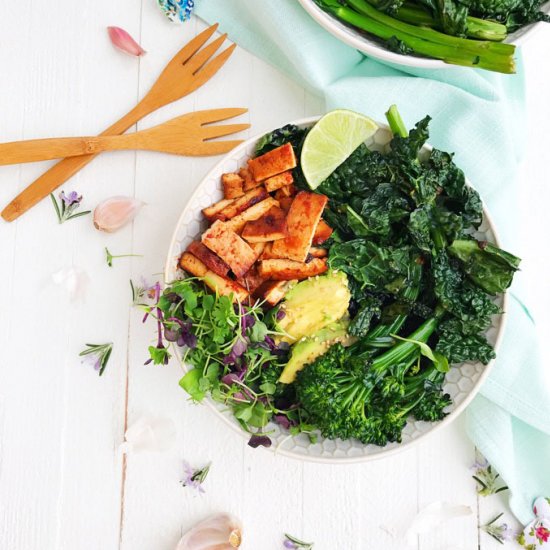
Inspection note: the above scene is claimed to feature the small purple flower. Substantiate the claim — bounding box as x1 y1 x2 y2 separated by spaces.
248 434 272 449
284 540 297 549
181 461 210 494
60 190 81 206
283 534 314 549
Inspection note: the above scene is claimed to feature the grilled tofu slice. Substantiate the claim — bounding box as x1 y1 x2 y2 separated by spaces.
312 219 333 245
179 252 249 302
256 280 294 306
257 258 328 280
239 167 262 191
221 173 245 199
202 220 257 278
308 246 328 258
271 191 328 262
215 187 268 221
202 198 234 221
186 241 230 277
278 197 294 212
247 143 297 182
237 265 266 294
241 206 288 243
264 171 294 193
274 184 297 199
224 197 279 233
250 241 266 259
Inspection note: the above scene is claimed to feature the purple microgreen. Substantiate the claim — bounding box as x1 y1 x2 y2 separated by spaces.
471 459 508 496
50 191 90 224
482 513 516 544
248 434 272 448
79 342 113 376
283 533 314 549
274 414 292 430
181 461 210 493
105 247 142 268
276 309 286 320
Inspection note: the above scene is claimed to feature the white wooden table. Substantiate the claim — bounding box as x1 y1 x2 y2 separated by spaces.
1 2 549 549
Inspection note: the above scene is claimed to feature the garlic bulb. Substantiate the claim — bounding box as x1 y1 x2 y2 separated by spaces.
93 196 143 232
176 513 242 550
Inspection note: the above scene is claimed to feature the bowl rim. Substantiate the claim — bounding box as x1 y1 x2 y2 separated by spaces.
164 115 508 464
297 0 550 70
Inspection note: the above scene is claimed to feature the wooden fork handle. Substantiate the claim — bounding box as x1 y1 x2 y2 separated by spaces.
1 103 149 222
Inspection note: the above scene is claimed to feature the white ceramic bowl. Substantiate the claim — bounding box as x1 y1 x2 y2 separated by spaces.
298 0 550 70
165 117 507 463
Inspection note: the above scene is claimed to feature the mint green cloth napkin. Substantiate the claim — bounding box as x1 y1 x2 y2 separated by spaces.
196 0 550 524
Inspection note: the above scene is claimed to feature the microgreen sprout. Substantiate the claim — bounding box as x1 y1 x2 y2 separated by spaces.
482 513 516 545
181 461 210 493
50 191 90 224
105 247 142 267
79 342 113 376
472 459 508 496
283 533 314 549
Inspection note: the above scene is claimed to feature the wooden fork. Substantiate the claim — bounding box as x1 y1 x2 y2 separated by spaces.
2 23 235 222
0 109 250 163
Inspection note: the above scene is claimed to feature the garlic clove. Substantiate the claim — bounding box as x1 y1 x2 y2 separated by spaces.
107 26 146 57
93 196 143 233
176 513 242 550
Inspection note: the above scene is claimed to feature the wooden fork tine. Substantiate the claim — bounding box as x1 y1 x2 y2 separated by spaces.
171 23 219 66
193 107 248 125
201 123 251 140
191 44 237 89
185 33 227 74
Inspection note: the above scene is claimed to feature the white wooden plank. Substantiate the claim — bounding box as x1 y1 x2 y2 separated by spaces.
0 1 140 549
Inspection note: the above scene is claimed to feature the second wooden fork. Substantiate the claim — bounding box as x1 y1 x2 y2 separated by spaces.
0 109 250 165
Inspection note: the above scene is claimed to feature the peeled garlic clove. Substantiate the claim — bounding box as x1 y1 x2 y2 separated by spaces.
176 513 242 550
93 196 143 233
107 26 146 57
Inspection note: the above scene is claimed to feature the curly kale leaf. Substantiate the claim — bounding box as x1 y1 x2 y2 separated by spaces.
436 318 496 364
408 204 463 252
349 294 383 337
255 124 307 156
457 0 549 30
386 36 414 54
432 251 501 333
448 239 521 295
317 145 390 200
437 0 469 36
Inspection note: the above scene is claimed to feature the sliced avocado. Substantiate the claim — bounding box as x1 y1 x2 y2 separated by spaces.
279 320 351 384
276 270 351 344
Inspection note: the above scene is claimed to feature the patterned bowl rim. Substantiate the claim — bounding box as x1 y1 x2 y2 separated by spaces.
164 116 508 464
297 0 550 71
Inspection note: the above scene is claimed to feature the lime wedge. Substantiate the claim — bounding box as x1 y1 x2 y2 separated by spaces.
301 110 378 189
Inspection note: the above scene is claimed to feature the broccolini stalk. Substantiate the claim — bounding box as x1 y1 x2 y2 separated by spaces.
382 3 508 41
315 0 515 73
386 105 409 138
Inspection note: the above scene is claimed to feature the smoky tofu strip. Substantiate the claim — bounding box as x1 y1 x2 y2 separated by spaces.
221 173 244 199
278 197 294 213
258 258 328 281
179 252 208 277
312 219 333 245
247 143 297 182
241 206 288 243
239 167 262 191
264 171 293 193
215 187 268 221
237 265 266 294
202 198 235 221
186 241 230 277
202 220 256 278
224 197 279 233
271 191 328 262
308 246 328 258
274 184 297 199
256 279 294 306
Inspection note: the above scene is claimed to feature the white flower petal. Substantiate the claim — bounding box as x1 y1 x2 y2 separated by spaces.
120 415 176 454
405 502 472 545
52 266 90 301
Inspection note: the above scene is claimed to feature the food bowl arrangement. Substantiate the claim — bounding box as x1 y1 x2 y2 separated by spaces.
298 0 550 72
162 111 516 463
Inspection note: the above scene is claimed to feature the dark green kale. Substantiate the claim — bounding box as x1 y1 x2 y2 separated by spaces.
255 124 308 156
349 294 383 337
448 239 520 294
436 318 496 364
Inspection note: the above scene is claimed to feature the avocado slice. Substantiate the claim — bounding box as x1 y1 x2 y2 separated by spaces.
276 270 351 344
279 320 351 384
